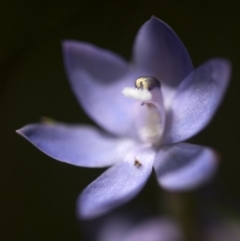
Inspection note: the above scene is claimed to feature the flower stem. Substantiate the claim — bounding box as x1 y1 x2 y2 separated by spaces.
161 191 201 241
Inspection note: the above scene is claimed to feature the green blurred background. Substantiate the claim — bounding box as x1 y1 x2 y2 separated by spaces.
1 0 240 240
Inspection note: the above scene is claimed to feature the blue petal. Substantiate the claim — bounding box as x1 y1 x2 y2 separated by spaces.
78 146 155 219
164 58 231 144
17 122 136 167
133 16 193 106
154 143 218 191
63 41 138 137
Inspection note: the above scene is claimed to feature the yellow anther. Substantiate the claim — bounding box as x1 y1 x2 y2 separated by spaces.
135 76 160 90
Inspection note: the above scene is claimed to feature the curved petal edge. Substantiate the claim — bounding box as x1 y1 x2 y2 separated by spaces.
154 143 218 191
165 58 231 144
63 40 136 136
77 146 155 219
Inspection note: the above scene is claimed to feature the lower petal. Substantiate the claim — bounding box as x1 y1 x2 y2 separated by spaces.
154 143 218 191
78 146 155 219
17 122 136 167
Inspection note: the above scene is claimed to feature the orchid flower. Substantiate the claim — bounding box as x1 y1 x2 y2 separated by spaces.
17 16 231 219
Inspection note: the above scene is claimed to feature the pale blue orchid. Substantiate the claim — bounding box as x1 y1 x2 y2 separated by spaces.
17 17 231 219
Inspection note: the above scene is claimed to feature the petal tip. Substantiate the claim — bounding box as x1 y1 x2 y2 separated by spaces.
15 124 36 139
16 126 26 136
210 57 232 90
62 40 78 53
76 193 104 220
212 57 232 73
15 128 22 135
150 15 158 21
148 16 171 30
16 125 36 142
150 15 161 22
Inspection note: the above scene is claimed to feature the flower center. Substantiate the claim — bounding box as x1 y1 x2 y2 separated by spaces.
122 76 165 145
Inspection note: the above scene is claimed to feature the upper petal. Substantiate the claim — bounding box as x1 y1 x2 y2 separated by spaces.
78 146 155 219
164 58 231 144
63 41 137 136
17 122 136 168
133 16 193 106
154 143 218 191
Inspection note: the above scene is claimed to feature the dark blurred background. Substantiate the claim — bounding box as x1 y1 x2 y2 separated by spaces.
1 0 240 240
